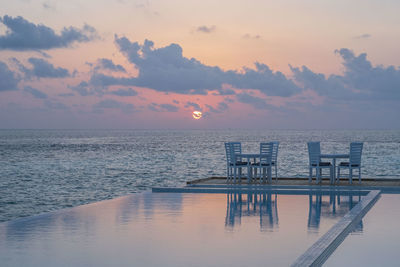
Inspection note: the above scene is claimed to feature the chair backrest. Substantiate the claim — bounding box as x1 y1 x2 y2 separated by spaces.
225 142 233 164
225 142 241 163
230 142 241 155
271 141 279 163
260 142 274 164
307 142 321 165
350 142 363 165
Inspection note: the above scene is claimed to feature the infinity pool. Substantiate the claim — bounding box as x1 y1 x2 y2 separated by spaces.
0 190 366 266
325 194 400 266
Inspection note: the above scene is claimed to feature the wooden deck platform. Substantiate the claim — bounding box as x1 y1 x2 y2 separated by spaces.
187 177 400 188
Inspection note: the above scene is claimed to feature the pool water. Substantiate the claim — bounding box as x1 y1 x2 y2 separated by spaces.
0 190 364 267
325 194 400 266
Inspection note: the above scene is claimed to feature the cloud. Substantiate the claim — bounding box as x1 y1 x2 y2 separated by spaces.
0 15 98 51
291 48 400 101
44 100 69 110
109 88 137 96
42 2 55 10
148 103 179 112
184 101 201 111
215 87 236 95
242 33 261 39
206 101 229 113
89 37 301 96
69 81 137 97
69 81 91 96
354 34 371 39
196 25 216 33
0 61 19 91
58 92 74 97
225 97 234 103
93 99 135 113
96 58 126 72
18 57 70 78
24 86 48 99
236 92 269 110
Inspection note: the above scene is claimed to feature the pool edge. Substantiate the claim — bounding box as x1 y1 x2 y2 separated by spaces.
291 190 381 267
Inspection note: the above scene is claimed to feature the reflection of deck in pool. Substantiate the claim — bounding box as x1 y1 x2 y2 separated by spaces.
188 176 400 188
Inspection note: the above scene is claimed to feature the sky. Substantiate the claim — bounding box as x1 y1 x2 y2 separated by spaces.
0 0 399 129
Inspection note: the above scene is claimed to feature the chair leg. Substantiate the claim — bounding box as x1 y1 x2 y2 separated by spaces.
337 167 340 183
316 167 320 184
349 168 353 184
359 168 361 184
247 166 251 184
309 167 312 183
261 168 263 183
275 165 278 180
262 168 267 183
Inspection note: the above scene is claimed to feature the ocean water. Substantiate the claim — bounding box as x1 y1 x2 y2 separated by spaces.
0 129 399 222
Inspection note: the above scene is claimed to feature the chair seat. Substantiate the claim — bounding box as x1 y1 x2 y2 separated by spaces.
251 162 271 167
339 162 360 167
311 162 331 167
230 161 248 166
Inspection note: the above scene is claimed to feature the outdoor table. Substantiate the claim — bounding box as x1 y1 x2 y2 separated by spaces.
320 154 349 182
239 153 261 164
238 153 271 182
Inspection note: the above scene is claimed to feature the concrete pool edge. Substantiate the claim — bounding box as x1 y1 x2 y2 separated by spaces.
186 183 400 193
152 186 371 196
291 190 381 267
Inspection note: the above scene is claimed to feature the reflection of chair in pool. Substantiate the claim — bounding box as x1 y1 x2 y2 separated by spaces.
308 194 322 229
225 192 278 231
225 193 242 227
259 193 278 231
308 192 363 230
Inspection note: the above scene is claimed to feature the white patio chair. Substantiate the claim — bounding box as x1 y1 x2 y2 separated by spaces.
250 142 273 183
224 142 247 183
307 142 333 184
271 141 279 180
337 142 363 184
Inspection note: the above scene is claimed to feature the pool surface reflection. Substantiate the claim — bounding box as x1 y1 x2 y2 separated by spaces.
0 190 365 266
325 194 400 266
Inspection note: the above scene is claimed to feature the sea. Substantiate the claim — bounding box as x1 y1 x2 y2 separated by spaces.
0 129 399 222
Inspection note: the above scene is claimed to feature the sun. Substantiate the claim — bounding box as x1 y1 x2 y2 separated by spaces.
192 111 202 120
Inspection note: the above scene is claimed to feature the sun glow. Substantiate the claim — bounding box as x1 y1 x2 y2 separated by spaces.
192 111 202 120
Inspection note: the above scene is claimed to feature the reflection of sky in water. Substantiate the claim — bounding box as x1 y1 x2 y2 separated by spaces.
0 191 365 266
325 194 400 266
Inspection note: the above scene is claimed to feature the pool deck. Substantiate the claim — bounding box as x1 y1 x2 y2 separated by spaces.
186 177 400 192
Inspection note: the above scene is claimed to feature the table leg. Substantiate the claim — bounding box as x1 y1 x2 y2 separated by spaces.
247 158 252 183
333 158 336 183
